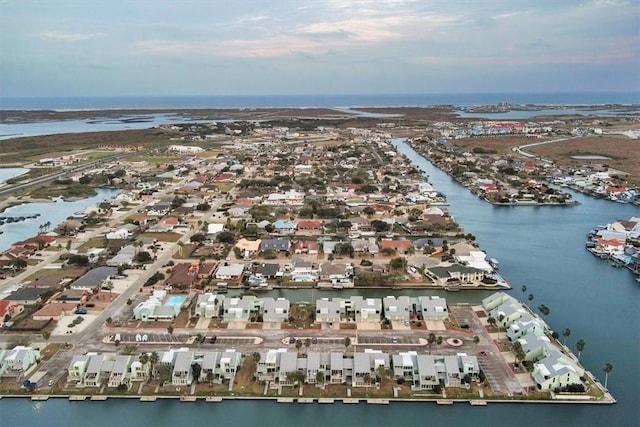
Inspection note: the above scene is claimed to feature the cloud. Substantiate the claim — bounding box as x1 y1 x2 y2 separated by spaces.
40 31 103 41
410 51 637 67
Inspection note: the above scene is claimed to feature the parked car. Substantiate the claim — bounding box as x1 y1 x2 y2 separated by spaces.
311 337 318 344
75 309 87 315
210 336 217 343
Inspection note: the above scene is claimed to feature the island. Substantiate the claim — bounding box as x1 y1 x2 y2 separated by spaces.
0 105 634 405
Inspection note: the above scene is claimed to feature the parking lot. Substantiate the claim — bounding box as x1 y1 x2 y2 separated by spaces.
357 336 421 345
204 337 258 346
116 332 189 343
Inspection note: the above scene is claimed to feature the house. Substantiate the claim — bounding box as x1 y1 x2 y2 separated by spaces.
330 352 346 384
254 263 281 279
195 293 224 318
518 332 552 362
32 302 77 321
0 346 40 376
235 239 262 259
293 240 319 255
106 228 133 240
349 296 382 322
261 238 291 253
315 298 342 324
0 300 24 326
169 350 194 386
165 262 215 289
262 298 290 323
482 292 515 312
207 223 225 235
418 296 448 321
108 355 132 388
223 296 259 322
70 267 118 291
272 220 296 234
383 296 412 321
84 353 110 387
507 316 545 342
256 348 287 382
319 262 354 288
379 239 412 254
532 348 585 391
296 220 322 233
4 287 49 305
277 352 299 386
107 244 137 267
133 290 180 322
490 299 529 329
68 354 91 384
215 263 244 280
425 264 486 286
352 350 389 387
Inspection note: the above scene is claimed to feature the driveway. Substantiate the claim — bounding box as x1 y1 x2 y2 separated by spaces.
391 320 410 331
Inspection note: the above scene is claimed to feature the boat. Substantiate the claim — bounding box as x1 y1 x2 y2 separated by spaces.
444 286 461 292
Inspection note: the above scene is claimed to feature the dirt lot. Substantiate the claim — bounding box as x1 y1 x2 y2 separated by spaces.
453 136 545 156
352 107 458 121
527 136 640 184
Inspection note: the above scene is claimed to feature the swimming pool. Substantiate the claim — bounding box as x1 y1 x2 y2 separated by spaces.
164 295 187 307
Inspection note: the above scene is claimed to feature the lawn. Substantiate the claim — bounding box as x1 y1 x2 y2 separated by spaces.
24 266 87 282
139 232 182 242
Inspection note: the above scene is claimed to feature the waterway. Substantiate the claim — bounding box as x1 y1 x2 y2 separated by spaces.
0 188 120 252
0 168 29 185
1 140 638 426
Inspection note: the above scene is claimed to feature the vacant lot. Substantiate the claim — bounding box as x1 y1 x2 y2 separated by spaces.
528 136 640 184
454 136 545 156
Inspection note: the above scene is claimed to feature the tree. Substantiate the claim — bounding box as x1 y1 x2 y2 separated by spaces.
487 316 497 332
603 363 613 389
295 339 303 352
42 331 51 344
139 352 150 367
363 206 375 217
167 325 174 335
304 338 311 352
427 333 436 354
538 304 550 320
513 341 526 367
252 352 261 363
316 371 325 386
389 257 407 270
473 335 480 350
149 352 159 377
134 251 152 263
191 363 202 383
576 339 586 360
521 285 527 300
497 314 505 340
216 231 235 244
562 328 571 345
344 337 351 348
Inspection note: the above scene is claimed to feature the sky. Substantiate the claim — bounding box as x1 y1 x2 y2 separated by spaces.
1 0 639 97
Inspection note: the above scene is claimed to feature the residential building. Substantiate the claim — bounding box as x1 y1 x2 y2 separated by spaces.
383 296 412 321
195 293 224 318
262 297 290 323
0 346 41 376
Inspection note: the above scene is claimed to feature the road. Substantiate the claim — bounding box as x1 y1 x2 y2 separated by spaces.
511 137 577 162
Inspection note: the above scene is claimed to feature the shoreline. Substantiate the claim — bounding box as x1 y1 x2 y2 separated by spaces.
0 393 616 405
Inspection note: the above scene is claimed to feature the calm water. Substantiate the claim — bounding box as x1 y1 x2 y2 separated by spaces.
1 140 639 426
0 168 28 184
0 188 120 253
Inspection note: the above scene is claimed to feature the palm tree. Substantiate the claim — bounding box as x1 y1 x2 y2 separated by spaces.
42 331 51 346
513 341 526 368
316 371 325 386
603 363 613 389
139 352 150 367
167 324 174 336
295 339 303 353
562 328 571 345
576 339 586 360
149 351 159 379
528 293 534 305
521 285 527 300
427 333 436 354
473 335 480 351
487 316 497 331
344 336 351 348
497 314 505 340
304 338 311 353
537 304 550 320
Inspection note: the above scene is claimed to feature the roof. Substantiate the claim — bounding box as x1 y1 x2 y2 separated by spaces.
255 263 280 277
72 267 117 288
5 287 49 302
216 263 244 277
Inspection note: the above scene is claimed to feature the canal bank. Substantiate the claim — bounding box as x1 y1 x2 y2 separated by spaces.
1 139 637 426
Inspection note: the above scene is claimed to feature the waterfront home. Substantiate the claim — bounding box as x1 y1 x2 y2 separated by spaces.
214 263 244 280
532 348 585 391
133 290 180 322
417 296 449 321
0 346 40 377
349 296 382 322
315 298 342 324
383 296 412 321
84 354 109 387
222 296 259 322
305 352 331 384
353 350 389 387
517 332 552 362
256 348 288 382
67 354 91 384
172 350 194 386
107 355 132 388
490 298 529 329
166 262 215 289
507 316 546 342
482 292 515 312
277 352 299 386
129 358 150 382
254 263 281 279
330 352 347 384
262 298 290 323
195 293 224 318
318 262 354 288
379 239 412 255
425 264 487 286
106 227 133 240
70 266 118 291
